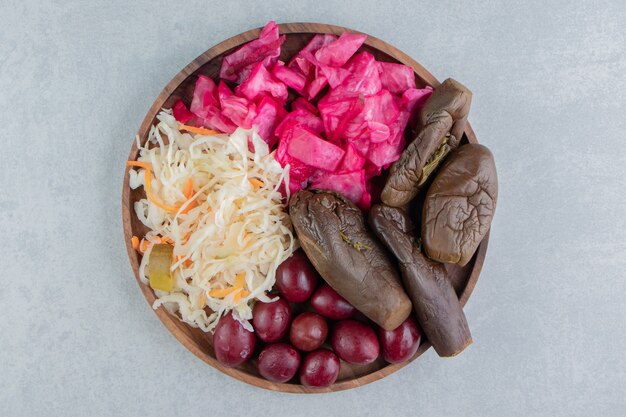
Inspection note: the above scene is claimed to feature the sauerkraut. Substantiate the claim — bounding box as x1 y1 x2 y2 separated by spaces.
128 110 295 332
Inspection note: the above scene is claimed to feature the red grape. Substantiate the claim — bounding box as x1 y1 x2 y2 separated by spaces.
378 316 421 363
257 343 301 383
289 312 328 352
275 250 319 302
213 313 256 367
252 297 291 343
331 320 380 365
311 284 357 320
299 349 340 388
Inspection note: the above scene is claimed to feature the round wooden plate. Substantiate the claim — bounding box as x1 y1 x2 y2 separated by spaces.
122 22 488 393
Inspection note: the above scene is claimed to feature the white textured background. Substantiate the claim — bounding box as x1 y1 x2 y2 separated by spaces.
1 1 625 416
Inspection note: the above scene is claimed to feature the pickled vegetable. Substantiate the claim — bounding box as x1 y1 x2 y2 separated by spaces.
382 78 472 207
331 320 380 365
289 312 328 352
275 250 319 302
289 190 412 330
257 343 301 383
310 284 357 320
252 297 291 343
422 144 498 266
299 349 340 388
147 244 175 292
369 204 472 357
378 317 421 363
213 313 256 367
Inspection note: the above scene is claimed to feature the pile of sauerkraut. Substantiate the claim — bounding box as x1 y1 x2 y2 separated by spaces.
128 110 295 332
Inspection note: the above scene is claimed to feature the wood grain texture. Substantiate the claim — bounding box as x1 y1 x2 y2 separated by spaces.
121 22 489 393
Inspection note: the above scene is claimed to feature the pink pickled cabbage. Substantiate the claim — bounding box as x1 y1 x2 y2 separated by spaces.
378 62 417 95
275 109 324 137
400 87 433 124
341 89 399 142
291 97 318 114
295 34 366 99
172 100 194 124
305 74 328 100
171 22 434 209
250 96 284 147
333 52 382 96
319 66 351 89
197 107 237 134
318 95 365 140
190 75 219 118
189 76 237 133
364 161 382 180
286 126 345 171
366 136 405 168
286 34 339 99
297 34 338 56
272 62 306 94
219 21 285 83
310 170 369 209
236 62 288 101
337 143 366 172
275 122 318 194
218 82 255 128
315 33 367 67
288 34 338 78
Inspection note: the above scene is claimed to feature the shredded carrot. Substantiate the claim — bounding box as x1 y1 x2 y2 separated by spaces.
138 236 172 254
178 124 220 136
249 178 264 188
233 289 250 304
180 178 198 214
209 273 249 300
209 287 237 298
131 236 140 251
127 161 197 214
181 231 193 244
127 161 182 212
234 272 246 289
127 160 150 171
180 200 197 214
183 178 194 197
139 239 150 253
175 255 194 268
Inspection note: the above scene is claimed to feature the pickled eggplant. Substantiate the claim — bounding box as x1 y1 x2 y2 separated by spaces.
382 78 472 207
422 144 498 266
289 190 412 330
369 204 472 357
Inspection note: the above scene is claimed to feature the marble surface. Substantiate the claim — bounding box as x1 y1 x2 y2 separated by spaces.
1 0 625 416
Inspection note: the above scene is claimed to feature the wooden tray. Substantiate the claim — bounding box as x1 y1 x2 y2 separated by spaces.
121 22 488 393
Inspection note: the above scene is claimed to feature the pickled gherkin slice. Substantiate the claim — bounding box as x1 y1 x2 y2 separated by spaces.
147 244 175 292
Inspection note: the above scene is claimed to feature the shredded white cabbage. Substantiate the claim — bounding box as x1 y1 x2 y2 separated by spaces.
130 110 295 332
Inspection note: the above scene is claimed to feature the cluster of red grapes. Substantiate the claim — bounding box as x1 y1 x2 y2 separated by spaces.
212 250 422 388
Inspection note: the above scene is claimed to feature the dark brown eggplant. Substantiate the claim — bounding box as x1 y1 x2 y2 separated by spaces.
369 204 472 357
381 78 472 207
289 190 412 331
422 144 498 266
